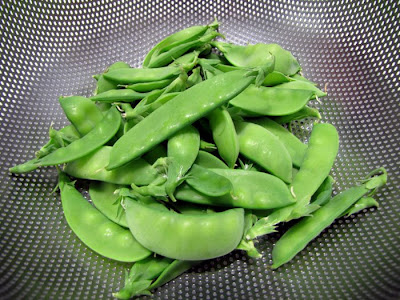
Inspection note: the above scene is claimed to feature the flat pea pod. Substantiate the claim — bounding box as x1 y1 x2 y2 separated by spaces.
230 85 314 117
194 150 229 169
311 175 335 206
213 41 300 75
143 21 217 67
125 78 175 92
64 146 160 186
104 66 182 84
89 181 128 228
340 196 379 217
271 169 387 269
90 89 151 103
58 172 151 262
275 80 327 99
235 121 293 183
165 125 200 201
107 70 256 170
207 106 239 168
59 96 104 136
125 199 244 260
95 61 131 95
186 164 233 197
38 107 121 166
252 117 307 168
272 105 321 124
175 169 294 210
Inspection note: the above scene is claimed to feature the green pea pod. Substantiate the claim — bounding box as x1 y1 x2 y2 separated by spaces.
235 121 293 183
142 143 168 165
271 168 387 269
169 50 200 66
143 21 218 67
212 41 300 75
186 164 233 197
95 61 131 95
59 96 104 136
199 140 217 152
165 125 200 201
252 117 307 168
311 175 335 206
37 107 121 166
208 106 239 168
58 172 151 262
230 85 314 117
186 67 203 88
90 89 152 103
340 196 379 217
271 106 321 124
89 182 128 228
175 169 294 210
125 78 175 92
147 30 220 68
290 73 317 85
125 198 244 260
107 70 256 170
275 80 327 99
64 146 160 186
162 72 188 94
194 150 229 169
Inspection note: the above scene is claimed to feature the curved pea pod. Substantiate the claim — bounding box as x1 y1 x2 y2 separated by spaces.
107 70 256 170
340 196 379 217
271 105 321 124
143 20 218 67
90 89 152 103
271 168 387 269
186 67 203 88
64 146 160 186
311 175 335 206
235 121 292 183
212 41 300 75
176 169 294 210
125 199 244 260
165 125 200 201
207 106 239 168
230 85 314 117
58 172 151 262
37 107 121 166
275 80 327 99
89 182 128 228
252 117 307 168
125 78 175 92
59 96 104 136
186 164 233 197
94 61 131 95
194 150 229 169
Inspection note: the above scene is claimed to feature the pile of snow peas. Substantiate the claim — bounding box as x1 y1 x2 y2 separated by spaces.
10 20 388 299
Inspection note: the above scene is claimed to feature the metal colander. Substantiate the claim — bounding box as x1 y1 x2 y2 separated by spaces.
1 1 399 299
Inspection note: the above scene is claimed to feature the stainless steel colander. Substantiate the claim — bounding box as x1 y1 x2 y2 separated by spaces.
1 1 399 299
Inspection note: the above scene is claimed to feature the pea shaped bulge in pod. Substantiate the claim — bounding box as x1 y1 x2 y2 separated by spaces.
125 199 244 261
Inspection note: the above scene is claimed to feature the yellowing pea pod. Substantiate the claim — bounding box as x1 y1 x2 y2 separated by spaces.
124 198 245 261
235 121 293 183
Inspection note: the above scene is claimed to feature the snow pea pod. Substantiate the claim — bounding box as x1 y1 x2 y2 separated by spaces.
58 172 151 262
165 125 200 201
194 150 229 169
64 146 160 186
175 169 294 210
272 105 321 124
207 106 239 168
90 89 151 103
107 70 256 170
143 21 217 67
275 80 327 99
59 96 104 136
142 143 168 165
235 121 293 183
125 78 174 92
311 175 335 206
230 85 314 116
94 61 131 95
212 41 300 75
186 67 203 88
271 168 387 269
186 164 233 197
252 117 307 168
340 196 379 217
89 181 128 228
125 199 244 260
38 107 121 166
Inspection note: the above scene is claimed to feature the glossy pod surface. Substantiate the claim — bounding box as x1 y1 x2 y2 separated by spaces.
125 199 244 260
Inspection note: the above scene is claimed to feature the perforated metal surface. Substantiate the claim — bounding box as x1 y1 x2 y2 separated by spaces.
1 1 399 299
